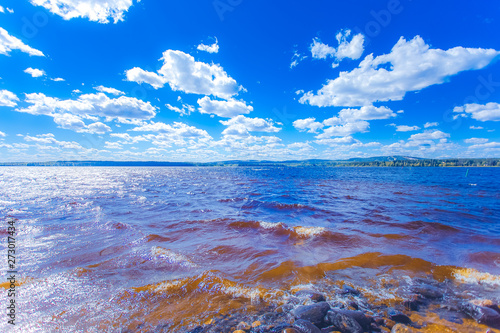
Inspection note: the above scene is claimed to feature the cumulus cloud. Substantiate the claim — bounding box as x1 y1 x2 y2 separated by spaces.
24 67 46 78
292 117 324 133
197 96 253 118
129 121 211 138
468 141 500 150
424 122 439 128
166 103 195 116
197 38 219 54
294 106 396 138
29 0 138 24
18 92 156 121
126 49 241 99
310 30 364 66
24 133 84 150
49 113 111 134
220 115 281 136
0 89 19 107
94 85 125 96
396 125 420 132
470 125 484 130
0 130 6 137
0 27 44 57
51 77 65 82
301 36 500 107
453 103 500 121
464 138 489 144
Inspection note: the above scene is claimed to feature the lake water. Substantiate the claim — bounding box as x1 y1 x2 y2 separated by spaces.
0 166 499 332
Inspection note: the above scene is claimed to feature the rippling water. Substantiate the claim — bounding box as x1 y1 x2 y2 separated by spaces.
0 166 499 332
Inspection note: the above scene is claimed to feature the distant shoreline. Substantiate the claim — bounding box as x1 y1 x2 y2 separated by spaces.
0 157 499 167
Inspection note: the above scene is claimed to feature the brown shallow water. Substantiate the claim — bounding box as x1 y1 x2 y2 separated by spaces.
0 166 499 332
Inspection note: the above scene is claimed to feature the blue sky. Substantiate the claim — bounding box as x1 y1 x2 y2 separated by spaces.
1 0 500 162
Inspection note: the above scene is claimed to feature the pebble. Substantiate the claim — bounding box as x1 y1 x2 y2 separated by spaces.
291 302 331 327
237 322 251 330
390 323 412 332
252 320 262 327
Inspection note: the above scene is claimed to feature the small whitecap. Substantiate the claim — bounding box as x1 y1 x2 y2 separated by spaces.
294 226 326 237
453 268 500 286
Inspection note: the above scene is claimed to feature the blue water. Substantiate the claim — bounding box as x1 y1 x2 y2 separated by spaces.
0 166 499 332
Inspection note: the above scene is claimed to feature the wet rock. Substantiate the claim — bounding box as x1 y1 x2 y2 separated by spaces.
237 321 251 330
471 299 500 314
390 323 412 332
295 290 327 303
411 284 443 300
325 310 363 333
291 302 331 327
334 310 372 330
293 319 322 333
283 329 301 333
267 323 294 332
277 304 295 313
187 327 204 333
460 301 500 329
348 302 359 310
402 295 422 311
341 285 361 296
387 309 412 325
319 326 339 333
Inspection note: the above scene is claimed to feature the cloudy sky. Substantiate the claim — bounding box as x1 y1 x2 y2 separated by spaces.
1 0 499 162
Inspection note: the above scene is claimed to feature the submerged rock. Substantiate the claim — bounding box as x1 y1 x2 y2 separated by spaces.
341 285 361 296
293 319 322 333
390 323 413 333
411 284 443 300
291 302 331 327
325 310 363 333
295 290 327 303
460 301 500 329
387 309 412 325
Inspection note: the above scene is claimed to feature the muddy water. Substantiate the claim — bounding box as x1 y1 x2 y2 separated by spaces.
0 166 499 332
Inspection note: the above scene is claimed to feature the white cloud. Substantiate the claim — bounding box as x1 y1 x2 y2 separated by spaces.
220 115 281 136
290 51 307 69
129 121 211 138
396 125 420 132
0 27 44 57
0 130 6 137
126 50 241 99
24 133 84 150
19 92 156 121
125 67 166 89
335 30 364 61
316 121 369 139
310 38 336 59
0 89 19 107
408 130 450 143
424 122 439 128
53 113 86 131
301 36 500 107
86 122 112 134
6 8 14 14
310 30 364 66
197 96 253 118
29 0 138 24
24 67 46 78
464 138 488 144
0 6 4 13
166 103 195 116
470 125 484 130
72 89 82 94
292 117 324 133
468 141 500 150
294 106 396 139
453 103 500 122
197 38 219 54
51 77 65 82
94 85 125 96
